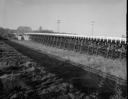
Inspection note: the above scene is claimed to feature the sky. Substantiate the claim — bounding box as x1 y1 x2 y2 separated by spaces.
0 0 126 37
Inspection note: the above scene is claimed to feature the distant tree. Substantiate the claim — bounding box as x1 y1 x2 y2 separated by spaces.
17 26 32 34
0 27 15 39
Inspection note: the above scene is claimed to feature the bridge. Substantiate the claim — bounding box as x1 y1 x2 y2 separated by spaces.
21 32 126 59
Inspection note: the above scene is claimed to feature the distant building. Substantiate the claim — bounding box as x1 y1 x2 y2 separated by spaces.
39 26 43 31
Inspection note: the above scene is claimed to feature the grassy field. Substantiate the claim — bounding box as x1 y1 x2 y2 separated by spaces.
13 40 126 80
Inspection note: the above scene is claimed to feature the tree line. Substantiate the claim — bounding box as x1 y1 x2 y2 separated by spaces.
0 27 16 39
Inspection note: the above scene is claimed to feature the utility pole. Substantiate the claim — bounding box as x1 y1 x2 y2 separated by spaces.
57 20 61 33
91 21 95 37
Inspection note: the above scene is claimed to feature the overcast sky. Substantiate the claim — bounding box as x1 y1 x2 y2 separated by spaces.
0 0 126 37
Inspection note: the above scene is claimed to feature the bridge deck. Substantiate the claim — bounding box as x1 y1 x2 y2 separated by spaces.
11 40 126 81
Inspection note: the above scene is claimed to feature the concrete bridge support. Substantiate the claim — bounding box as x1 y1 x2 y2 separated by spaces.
23 34 30 40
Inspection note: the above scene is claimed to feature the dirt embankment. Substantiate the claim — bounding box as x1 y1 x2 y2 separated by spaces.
12 40 126 80
2 40 126 99
0 41 89 99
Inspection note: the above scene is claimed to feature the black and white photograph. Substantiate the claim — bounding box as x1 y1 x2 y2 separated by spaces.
0 0 127 99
